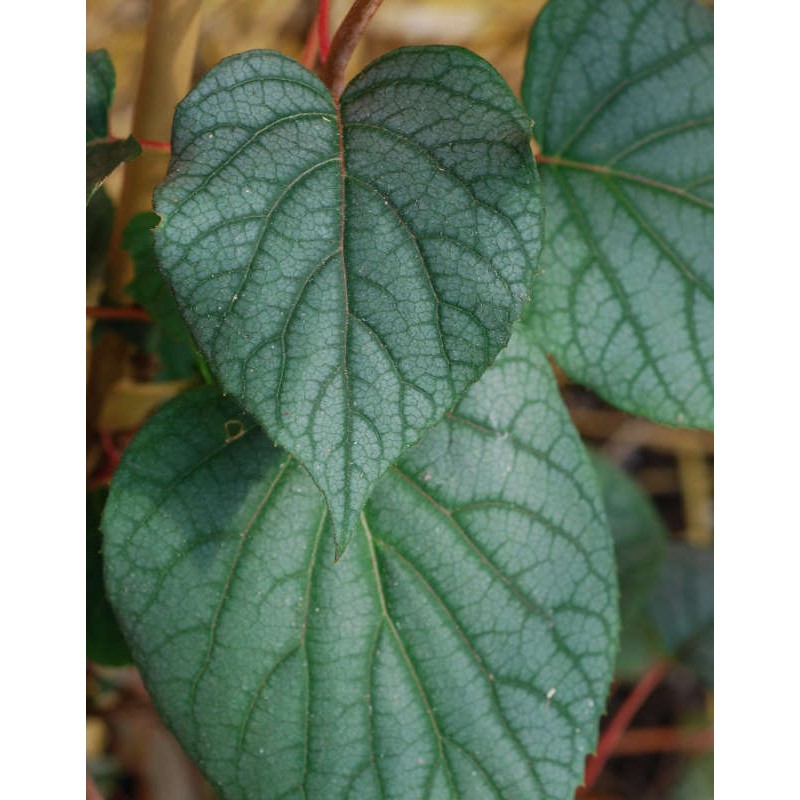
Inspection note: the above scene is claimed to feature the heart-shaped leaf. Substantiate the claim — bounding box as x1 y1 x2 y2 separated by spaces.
103 328 617 799
154 47 542 555
522 0 713 428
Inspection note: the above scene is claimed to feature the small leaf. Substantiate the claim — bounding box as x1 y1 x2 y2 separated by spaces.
87 489 131 666
154 47 542 554
522 0 713 428
103 328 617 800
87 49 114 141
647 542 713 685
591 452 667 624
87 136 141 203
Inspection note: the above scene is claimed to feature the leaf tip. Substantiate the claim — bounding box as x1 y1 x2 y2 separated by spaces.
332 531 349 564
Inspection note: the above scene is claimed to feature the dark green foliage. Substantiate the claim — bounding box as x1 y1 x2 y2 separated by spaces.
103 328 617 799
154 47 542 553
87 489 131 666
647 542 713 685
592 452 668 624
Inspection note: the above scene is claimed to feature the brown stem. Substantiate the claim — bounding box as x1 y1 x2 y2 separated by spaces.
613 725 714 755
105 0 203 305
88 0 203 467
321 0 384 98
87 306 152 322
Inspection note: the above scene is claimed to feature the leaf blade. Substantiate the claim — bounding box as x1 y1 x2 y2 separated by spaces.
522 0 713 428
103 328 617 800
154 47 542 552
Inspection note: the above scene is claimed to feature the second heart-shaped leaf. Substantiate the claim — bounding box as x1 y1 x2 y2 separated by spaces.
154 47 542 556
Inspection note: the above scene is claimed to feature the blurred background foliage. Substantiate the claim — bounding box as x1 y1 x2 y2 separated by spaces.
86 2 713 798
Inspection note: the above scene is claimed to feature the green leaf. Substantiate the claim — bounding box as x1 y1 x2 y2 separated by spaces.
591 452 667 625
87 136 141 204
87 49 114 141
646 542 713 684
668 753 713 800
614 615 667 682
154 47 542 555
522 0 713 428
103 328 617 800
87 489 131 666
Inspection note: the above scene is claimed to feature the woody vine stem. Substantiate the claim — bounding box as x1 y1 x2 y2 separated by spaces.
322 0 385 97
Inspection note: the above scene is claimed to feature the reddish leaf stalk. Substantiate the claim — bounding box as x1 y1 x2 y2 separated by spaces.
583 660 671 789
107 135 170 153
613 725 713 756
317 0 332 63
87 306 152 322
301 14 319 69
137 138 171 152
322 0 385 98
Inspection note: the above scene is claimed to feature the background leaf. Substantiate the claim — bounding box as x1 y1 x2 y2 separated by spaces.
521 0 713 428
103 328 617 800
87 49 114 141
154 47 542 554
668 753 713 800
646 542 713 685
87 135 141 203
591 451 667 625
87 489 131 666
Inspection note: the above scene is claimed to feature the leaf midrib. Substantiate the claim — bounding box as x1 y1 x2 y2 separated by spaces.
333 96 353 560
361 512 459 797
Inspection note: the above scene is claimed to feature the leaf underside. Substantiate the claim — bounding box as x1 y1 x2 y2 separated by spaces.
154 47 542 554
522 0 713 428
103 327 617 800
